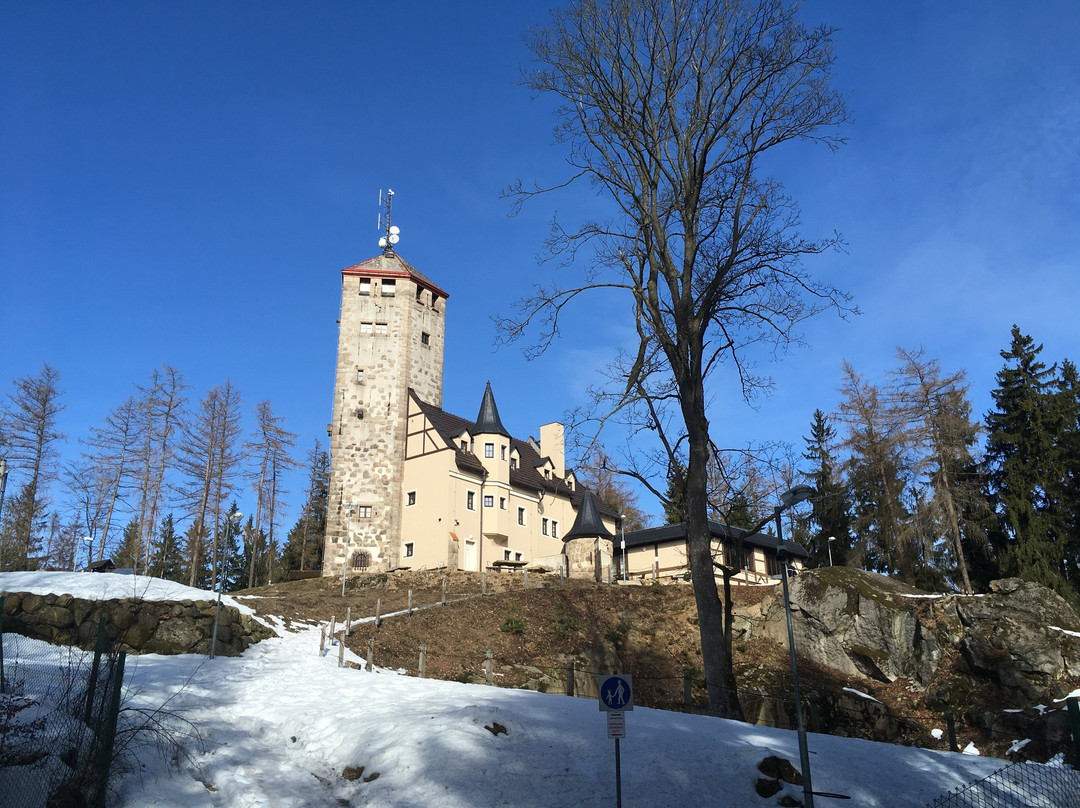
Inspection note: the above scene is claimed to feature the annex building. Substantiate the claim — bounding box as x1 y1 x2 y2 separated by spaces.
322 244 618 579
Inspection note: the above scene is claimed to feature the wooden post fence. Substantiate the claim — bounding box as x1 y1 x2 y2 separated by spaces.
338 638 345 668
523 569 528 589
566 661 575 697
485 650 494 685
375 598 382 628
482 571 487 596
408 589 413 616
441 578 447 606
366 638 375 672
320 625 326 656
419 644 427 678
945 711 959 752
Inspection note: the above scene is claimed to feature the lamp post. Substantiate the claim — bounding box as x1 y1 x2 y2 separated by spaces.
83 536 93 571
0 459 9 528
772 485 815 808
210 510 243 660
827 536 836 567
341 503 356 596
619 513 626 582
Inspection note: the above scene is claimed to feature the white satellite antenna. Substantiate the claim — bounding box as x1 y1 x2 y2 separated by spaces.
377 188 400 254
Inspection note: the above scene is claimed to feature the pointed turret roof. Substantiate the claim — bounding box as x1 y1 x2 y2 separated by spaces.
563 491 615 542
341 252 449 299
474 382 510 437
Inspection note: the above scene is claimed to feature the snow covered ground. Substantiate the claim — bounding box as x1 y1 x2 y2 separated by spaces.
0 572 1065 807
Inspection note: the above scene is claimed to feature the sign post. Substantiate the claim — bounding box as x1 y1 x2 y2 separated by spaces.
598 674 633 808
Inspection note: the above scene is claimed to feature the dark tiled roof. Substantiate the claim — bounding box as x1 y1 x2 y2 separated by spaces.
409 390 617 517
474 382 510 438
564 492 615 541
343 252 449 299
622 520 809 559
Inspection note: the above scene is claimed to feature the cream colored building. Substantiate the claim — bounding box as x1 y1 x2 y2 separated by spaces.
617 521 808 585
324 247 617 576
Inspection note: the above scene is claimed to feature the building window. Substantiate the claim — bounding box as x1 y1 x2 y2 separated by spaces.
551 520 559 539
407 491 416 506
360 322 373 334
517 507 525 525
356 368 364 384
350 551 371 570
510 458 517 470
381 279 396 296
359 278 371 295
421 331 430 345
467 491 475 510
500 445 507 460
484 443 494 458
375 322 388 335
357 506 372 518
542 518 549 536
416 285 424 303
499 497 506 510
404 542 414 558
567 479 574 491
544 469 550 479
504 549 511 561
515 552 522 562
460 440 468 452
483 494 494 508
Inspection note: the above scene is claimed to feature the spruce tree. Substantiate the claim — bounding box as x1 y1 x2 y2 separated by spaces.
280 443 329 576
149 513 184 581
113 516 142 569
985 326 1071 597
802 409 852 567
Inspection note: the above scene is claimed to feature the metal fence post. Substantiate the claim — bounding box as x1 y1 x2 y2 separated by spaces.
93 650 126 808
84 616 108 725
1067 697 1080 764
0 595 5 695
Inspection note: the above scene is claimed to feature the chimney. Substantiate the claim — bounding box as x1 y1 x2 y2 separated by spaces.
540 422 565 478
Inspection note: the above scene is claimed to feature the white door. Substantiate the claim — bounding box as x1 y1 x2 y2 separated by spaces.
464 539 477 571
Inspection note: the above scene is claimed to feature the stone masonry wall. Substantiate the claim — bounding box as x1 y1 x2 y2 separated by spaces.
1 590 275 656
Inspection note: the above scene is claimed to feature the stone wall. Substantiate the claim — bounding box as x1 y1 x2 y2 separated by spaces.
1 590 276 656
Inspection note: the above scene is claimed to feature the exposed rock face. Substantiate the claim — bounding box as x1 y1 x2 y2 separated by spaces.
753 567 1080 707
1 590 276 656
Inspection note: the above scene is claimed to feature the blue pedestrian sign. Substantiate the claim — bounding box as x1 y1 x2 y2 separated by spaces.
598 674 633 711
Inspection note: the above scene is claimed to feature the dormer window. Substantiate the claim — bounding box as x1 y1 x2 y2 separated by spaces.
510 458 517 470
544 469 550 479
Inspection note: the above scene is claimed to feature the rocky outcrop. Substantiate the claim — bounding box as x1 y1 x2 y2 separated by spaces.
1 590 276 656
751 567 1080 708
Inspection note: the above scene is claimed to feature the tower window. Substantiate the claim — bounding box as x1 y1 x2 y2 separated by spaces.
484 443 494 458
421 332 430 345
350 551 371 570
361 322 373 334
381 279 396 296
375 322 388 335
499 497 506 510
359 278 371 295
356 369 364 384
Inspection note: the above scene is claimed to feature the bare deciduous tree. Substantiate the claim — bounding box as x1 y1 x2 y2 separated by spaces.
500 0 850 717
246 400 297 588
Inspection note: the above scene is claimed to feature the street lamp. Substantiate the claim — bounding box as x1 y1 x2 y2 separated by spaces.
827 536 836 567
0 459 9 528
210 510 243 660
619 513 626 582
772 485 815 808
341 503 356 596
83 536 93 571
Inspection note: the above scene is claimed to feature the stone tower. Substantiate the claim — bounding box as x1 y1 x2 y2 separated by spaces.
325 248 448 575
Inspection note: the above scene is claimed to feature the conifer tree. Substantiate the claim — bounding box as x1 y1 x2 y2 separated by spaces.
113 516 142 569
281 442 328 575
985 326 1071 597
801 409 852 567
148 513 184 581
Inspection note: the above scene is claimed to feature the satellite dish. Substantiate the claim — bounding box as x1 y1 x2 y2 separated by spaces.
378 237 388 248
389 234 399 244
389 225 400 235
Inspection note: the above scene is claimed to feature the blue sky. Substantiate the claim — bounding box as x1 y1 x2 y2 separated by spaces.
3 1 1078 530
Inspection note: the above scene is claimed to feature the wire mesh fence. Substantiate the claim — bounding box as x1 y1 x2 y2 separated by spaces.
922 760 1080 808
1 604 126 808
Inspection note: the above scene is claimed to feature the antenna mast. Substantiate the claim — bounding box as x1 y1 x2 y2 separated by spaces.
377 189 400 255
